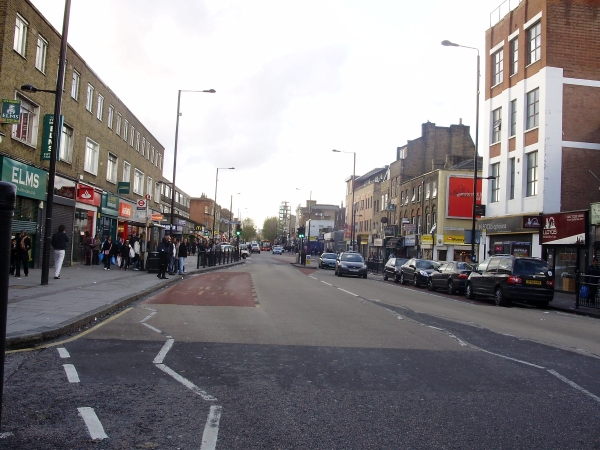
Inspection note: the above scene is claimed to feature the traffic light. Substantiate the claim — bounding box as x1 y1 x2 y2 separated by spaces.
235 225 242 236
298 226 305 238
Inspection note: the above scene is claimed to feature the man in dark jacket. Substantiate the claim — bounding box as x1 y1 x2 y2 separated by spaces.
157 237 171 279
178 238 188 275
587 258 600 301
15 231 31 277
51 225 69 279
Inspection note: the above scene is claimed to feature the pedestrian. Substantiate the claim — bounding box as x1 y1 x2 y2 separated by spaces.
14 231 31 278
157 237 170 279
50 225 68 279
587 257 600 301
9 238 17 275
101 236 113 270
84 231 93 265
133 237 141 270
178 238 188 275
120 239 132 270
92 234 101 265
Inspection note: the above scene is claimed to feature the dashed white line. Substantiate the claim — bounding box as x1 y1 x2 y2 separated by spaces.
142 322 162 334
140 311 157 323
337 288 359 297
77 407 108 440
153 338 175 364
63 364 80 383
320 281 332 286
200 405 223 450
57 347 70 358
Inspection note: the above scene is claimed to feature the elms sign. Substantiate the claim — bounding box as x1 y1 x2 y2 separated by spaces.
0 156 47 200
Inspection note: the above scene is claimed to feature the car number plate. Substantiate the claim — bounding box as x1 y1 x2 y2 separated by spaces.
525 280 542 285
350 268 358 271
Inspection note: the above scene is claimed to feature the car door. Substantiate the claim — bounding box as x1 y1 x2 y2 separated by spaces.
385 258 395 278
441 262 453 289
469 258 490 295
432 262 447 288
481 257 501 296
403 258 415 280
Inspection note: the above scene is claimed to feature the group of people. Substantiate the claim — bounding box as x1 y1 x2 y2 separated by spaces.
10 230 32 278
156 235 192 279
93 233 142 271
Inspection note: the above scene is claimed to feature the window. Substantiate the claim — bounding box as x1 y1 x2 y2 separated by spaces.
510 38 518 75
35 35 48 73
510 99 517 137
425 183 430 199
106 152 118 184
84 138 99 175
154 183 161 202
96 94 104 120
526 88 539 129
527 22 541 65
158 154 162 170
400 191 404 206
133 169 144 195
141 138 145 155
116 113 122 136
147 177 153 200
492 49 503 86
135 132 140 152
432 181 437 198
123 120 128 141
71 70 80 100
13 14 28 56
490 163 500 203
107 105 114 129
130 126 134 147
411 188 416 202
526 151 538 197
418 185 422 201
509 157 515 200
12 94 39 146
86 84 94 112
151 146 155 163
59 124 74 163
148 145 153 160
492 107 502 143
123 161 131 182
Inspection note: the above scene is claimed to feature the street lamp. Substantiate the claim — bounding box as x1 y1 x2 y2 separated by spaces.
212 167 235 242
332 149 356 251
229 192 241 241
171 89 216 234
22 0 71 286
441 39 480 261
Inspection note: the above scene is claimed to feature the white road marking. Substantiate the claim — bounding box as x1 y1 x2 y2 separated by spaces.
140 311 157 323
142 322 162 334
200 405 223 450
63 364 80 383
321 281 332 286
153 338 175 364
57 347 70 358
548 369 600 403
337 288 359 297
476 348 545 369
309 276 318 280
155 364 216 401
77 407 108 440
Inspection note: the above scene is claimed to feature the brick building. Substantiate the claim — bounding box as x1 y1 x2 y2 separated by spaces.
480 0 600 289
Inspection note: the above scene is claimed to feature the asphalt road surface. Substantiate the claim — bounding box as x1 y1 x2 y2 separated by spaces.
2 251 600 449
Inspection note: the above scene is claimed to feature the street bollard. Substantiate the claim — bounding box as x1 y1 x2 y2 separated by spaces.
0 182 16 428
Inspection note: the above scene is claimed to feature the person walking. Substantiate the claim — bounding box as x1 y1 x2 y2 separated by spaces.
9 237 17 276
178 238 188 275
84 231 93 265
157 236 170 279
101 236 113 270
15 231 31 278
120 239 132 270
132 237 141 270
50 225 68 279
92 234 101 265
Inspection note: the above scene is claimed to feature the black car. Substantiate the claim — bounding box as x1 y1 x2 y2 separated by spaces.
428 261 473 294
399 258 440 287
383 257 409 283
319 252 337 269
335 252 368 278
465 255 554 307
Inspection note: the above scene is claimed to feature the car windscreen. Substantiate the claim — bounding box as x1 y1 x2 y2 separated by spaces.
456 262 473 271
322 253 337 259
416 260 438 269
513 259 549 276
342 254 364 262
395 258 409 267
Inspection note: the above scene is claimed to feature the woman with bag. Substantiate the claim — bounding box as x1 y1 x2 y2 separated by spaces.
120 239 132 270
101 236 113 270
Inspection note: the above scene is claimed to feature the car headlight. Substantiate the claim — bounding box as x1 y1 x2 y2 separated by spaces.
419 270 429 276
340 263 348 268
362 264 367 269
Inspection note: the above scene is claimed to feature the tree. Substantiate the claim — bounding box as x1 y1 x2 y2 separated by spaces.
262 217 279 242
241 218 257 242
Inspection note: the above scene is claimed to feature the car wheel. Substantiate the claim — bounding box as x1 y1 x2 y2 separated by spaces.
447 280 456 295
242 254 247 259
413 275 419 287
399 273 405 285
394 274 400 283
383 273 388 281
494 287 510 307
465 283 475 300
427 278 435 291
363 274 367 279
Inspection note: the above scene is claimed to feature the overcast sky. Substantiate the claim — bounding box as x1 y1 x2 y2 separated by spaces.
31 0 504 228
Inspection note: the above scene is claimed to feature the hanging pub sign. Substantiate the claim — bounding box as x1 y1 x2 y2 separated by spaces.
1 99 21 123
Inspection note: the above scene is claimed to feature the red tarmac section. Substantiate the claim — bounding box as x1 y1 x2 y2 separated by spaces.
146 272 257 307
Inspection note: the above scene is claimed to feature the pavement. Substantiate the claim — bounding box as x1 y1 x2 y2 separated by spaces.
5 255 244 350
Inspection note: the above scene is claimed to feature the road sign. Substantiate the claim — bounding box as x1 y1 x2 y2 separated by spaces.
145 194 151 200
137 199 146 210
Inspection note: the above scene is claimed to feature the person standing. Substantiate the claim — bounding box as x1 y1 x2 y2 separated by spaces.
15 231 31 278
132 237 141 270
84 231 93 265
50 225 68 279
101 236 113 270
92 234 101 265
120 239 132 270
157 236 170 279
178 238 188 275
587 257 600 301
9 238 17 275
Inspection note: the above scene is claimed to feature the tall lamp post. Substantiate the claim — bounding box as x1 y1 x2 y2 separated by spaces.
21 0 71 286
212 167 235 242
332 149 356 251
228 192 241 241
171 88 216 235
441 40 480 261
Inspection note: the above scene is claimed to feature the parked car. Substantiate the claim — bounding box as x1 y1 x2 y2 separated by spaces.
319 252 337 269
239 244 250 259
251 243 260 254
428 261 473 294
335 252 368 278
272 246 283 255
383 257 409 282
399 258 440 287
465 255 554 307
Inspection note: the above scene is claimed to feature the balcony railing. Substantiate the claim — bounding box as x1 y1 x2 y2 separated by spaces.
490 0 522 27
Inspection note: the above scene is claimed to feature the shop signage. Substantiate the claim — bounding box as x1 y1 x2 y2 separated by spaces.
0 156 47 200
373 238 383 247
444 234 465 245
194 225 203 231
522 216 542 228
447 176 482 219
100 192 119 217
404 235 416 246
1 99 20 123
76 184 100 206
151 213 163 221
542 211 586 245
117 182 130 194
421 235 433 244
119 202 133 218
384 225 397 237
590 202 600 225
477 215 537 234
41 114 64 160
177 219 187 226
403 223 416 232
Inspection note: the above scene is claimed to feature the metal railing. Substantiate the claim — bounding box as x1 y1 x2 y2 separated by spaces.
196 248 239 269
575 272 600 309
367 257 384 274
490 0 522 27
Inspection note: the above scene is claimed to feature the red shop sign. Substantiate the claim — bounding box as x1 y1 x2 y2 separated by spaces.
76 184 100 206
119 202 133 218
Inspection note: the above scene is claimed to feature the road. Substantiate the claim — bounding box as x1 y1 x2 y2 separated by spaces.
2 251 600 449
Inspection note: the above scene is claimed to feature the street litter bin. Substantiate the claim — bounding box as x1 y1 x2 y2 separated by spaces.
146 251 160 273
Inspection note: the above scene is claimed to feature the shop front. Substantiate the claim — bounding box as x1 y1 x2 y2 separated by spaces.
73 184 100 264
0 156 48 268
97 192 119 242
478 215 542 260
117 199 142 240
541 210 587 293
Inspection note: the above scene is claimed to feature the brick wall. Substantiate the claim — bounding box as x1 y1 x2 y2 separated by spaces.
563 84 600 144
561 147 600 211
